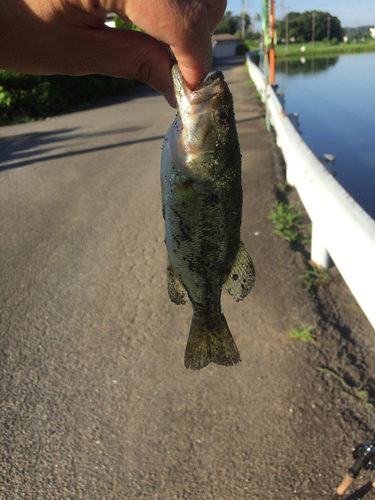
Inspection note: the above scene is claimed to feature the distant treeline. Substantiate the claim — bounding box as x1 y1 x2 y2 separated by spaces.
212 9 373 45
343 25 374 39
276 11 344 44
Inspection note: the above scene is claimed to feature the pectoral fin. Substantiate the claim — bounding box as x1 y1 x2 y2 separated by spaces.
167 260 186 305
225 240 255 302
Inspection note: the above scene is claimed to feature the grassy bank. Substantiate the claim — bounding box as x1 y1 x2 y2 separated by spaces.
0 72 138 126
276 40 375 58
243 39 375 59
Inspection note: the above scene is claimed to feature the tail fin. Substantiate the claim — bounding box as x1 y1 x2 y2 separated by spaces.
184 315 241 370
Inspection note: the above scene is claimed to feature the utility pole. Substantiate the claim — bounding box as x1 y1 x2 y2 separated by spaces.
281 0 288 51
327 15 331 45
285 8 288 51
269 0 275 85
312 11 316 48
241 0 245 39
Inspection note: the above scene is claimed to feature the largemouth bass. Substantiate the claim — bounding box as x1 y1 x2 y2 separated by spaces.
161 63 255 370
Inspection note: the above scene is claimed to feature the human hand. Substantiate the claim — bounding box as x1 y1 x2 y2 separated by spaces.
0 0 226 107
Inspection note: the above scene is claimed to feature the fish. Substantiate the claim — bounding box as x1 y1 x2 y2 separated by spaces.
161 62 255 370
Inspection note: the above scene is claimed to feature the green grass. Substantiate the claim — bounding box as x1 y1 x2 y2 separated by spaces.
301 266 331 290
289 322 317 344
0 71 138 126
316 367 373 407
275 183 286 193
268 201 307 244
243 40 262 53
242 39 375 58
275 40 375 59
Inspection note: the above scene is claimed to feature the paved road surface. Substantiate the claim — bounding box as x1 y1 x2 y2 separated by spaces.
1 59 373 499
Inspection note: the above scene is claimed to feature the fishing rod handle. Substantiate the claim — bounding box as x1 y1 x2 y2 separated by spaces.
337 473 355 496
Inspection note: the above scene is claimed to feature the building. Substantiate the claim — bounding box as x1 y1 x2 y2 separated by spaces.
212 34 242 58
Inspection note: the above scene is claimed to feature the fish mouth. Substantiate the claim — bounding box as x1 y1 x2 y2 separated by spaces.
172 63 225 112
171 62 233 180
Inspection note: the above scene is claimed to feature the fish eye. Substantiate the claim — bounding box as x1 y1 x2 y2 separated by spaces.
216 108 230 124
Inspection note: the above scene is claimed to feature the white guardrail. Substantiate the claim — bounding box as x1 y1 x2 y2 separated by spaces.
246 53 375 330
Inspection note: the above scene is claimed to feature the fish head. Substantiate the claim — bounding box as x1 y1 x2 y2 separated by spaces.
172 63 240 182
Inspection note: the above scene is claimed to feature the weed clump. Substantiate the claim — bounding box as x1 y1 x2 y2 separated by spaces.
288 322 317 344
268 201 307 245
301 266 331 290
316 367 373 407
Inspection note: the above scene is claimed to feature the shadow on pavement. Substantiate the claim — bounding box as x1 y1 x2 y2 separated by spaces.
212 56 246 72
0 57 247 173
0 128 164 172
236 115 265 124
64 83 160 115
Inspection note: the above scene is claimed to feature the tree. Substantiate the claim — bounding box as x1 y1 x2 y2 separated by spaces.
215 11 251 35
254 13 262 31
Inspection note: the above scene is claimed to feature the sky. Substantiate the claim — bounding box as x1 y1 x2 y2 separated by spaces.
226 0 375 28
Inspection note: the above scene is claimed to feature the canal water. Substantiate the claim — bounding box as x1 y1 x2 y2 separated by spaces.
275 51 375 219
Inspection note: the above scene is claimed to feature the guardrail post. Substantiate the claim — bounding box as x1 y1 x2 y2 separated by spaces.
311 222 331 268
266 95 271 131
286 162 295 187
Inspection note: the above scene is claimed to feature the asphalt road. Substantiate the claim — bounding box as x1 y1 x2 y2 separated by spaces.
1 59 373 500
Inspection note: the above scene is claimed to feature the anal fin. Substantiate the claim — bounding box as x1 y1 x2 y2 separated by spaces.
225 240 255 302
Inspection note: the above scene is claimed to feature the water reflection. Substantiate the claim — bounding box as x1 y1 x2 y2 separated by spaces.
275 56 339 75
322 154 337 177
